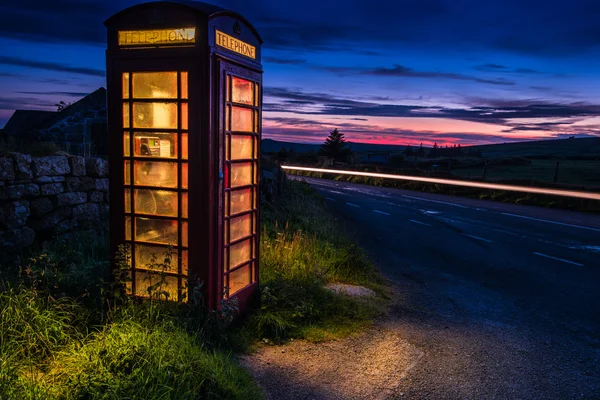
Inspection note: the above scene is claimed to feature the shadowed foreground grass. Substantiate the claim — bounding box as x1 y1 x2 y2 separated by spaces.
0 180 385 399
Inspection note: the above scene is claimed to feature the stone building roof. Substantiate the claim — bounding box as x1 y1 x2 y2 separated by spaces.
3 110 56 136
4 88 106 137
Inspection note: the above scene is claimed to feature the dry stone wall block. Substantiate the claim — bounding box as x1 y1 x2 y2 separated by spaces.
32 156 70 177
2 184 40 200
41 183 64 196
95 178 109 192
30 198 54 217
73 203 99 221
12 153 33 179
0 157 15 180
86 157 108 178
0 200 30 229
69 156 86 176
66 177 95 192
56 192 87 206
29 206 72 231
90 191 104 202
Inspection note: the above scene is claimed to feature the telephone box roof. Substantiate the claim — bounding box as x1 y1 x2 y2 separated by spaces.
104 0 263 44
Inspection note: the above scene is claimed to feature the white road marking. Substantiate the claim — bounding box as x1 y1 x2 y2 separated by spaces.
346 202 360 208
327 190 346 195
568 245 600 253
501 213 600 233
409 220 432 227
326 197 336 201
402 195 467 208
373 210 391 215
533 252 584 267
461 233 493 243
421 210 441 215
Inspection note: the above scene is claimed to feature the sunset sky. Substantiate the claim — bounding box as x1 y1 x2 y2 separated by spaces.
1 0 600 145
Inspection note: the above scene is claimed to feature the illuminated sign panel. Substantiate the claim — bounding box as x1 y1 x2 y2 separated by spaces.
119 28 196 46
215 30 256 59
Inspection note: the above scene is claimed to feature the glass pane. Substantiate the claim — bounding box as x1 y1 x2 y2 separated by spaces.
224 191 230 217
231 135 253 159
229 264 250 296
122 73 129 99
134 271 178 300
182 251 188 275
224 222 229 244
182 192 188 218
132 72 177 99
226 106 231 131
231 106 252 132
230 213 252 242
132 132 177 158
125 216 131 240
224 249 229 272
231 162 253 187
125 189 131 213
135 217 178 245
182 103 188 130
225 135 230 160
123 104 130 128
226 75 231 102
230 188 252 214
182 134 188 159
134 189 178 217
133 161 177 188
182 163 188 189
124 161 131 185
232 77 253 105
134 245 179 273
254 85 259 106
229 238 251 269
133 103 177 129
254 110 259 133
123 132 130 156
181 72 188 99
182 222 188 247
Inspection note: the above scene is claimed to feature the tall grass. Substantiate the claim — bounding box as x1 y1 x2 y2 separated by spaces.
247 180 386 341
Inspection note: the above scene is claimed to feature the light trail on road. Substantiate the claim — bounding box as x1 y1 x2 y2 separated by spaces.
282 165 600 201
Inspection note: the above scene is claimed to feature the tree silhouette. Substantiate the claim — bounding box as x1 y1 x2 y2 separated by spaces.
417 143 425 157
319 128 348 161
404 145 414 156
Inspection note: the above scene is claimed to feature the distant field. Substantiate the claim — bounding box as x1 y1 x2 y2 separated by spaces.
452 159 600 189
470 137 600 159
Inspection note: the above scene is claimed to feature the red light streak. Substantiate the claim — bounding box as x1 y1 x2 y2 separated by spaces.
281 166 600 201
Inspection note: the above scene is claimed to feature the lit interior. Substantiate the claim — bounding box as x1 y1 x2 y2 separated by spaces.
122 71 189 301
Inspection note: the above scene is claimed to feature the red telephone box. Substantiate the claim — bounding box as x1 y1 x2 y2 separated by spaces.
105 1 263 310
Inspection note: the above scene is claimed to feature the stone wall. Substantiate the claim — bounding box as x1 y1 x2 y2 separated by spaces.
0 153 109 248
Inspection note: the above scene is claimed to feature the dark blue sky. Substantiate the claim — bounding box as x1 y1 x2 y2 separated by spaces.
1 0 600 145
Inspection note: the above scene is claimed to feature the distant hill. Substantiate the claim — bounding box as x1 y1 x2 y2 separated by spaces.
261 139 406 154
468 137 600 158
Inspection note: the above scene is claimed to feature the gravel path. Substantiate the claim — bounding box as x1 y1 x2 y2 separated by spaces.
242 269 600 399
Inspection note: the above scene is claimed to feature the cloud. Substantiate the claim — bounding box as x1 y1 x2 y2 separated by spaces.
263 116 529 146
0 56 104 77
363 64 515 86
16 91 90 97
263 56 307 65
0 0 110 44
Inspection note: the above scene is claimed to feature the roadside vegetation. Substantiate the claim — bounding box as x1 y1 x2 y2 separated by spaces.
0 179 385 399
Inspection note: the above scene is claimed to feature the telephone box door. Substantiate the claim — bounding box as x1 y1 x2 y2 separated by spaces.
218 59 262 303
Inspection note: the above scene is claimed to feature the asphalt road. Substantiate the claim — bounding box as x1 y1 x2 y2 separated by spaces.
292 175 600 399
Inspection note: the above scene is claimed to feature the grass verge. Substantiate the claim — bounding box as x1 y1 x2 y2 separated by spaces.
246 179 387 342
